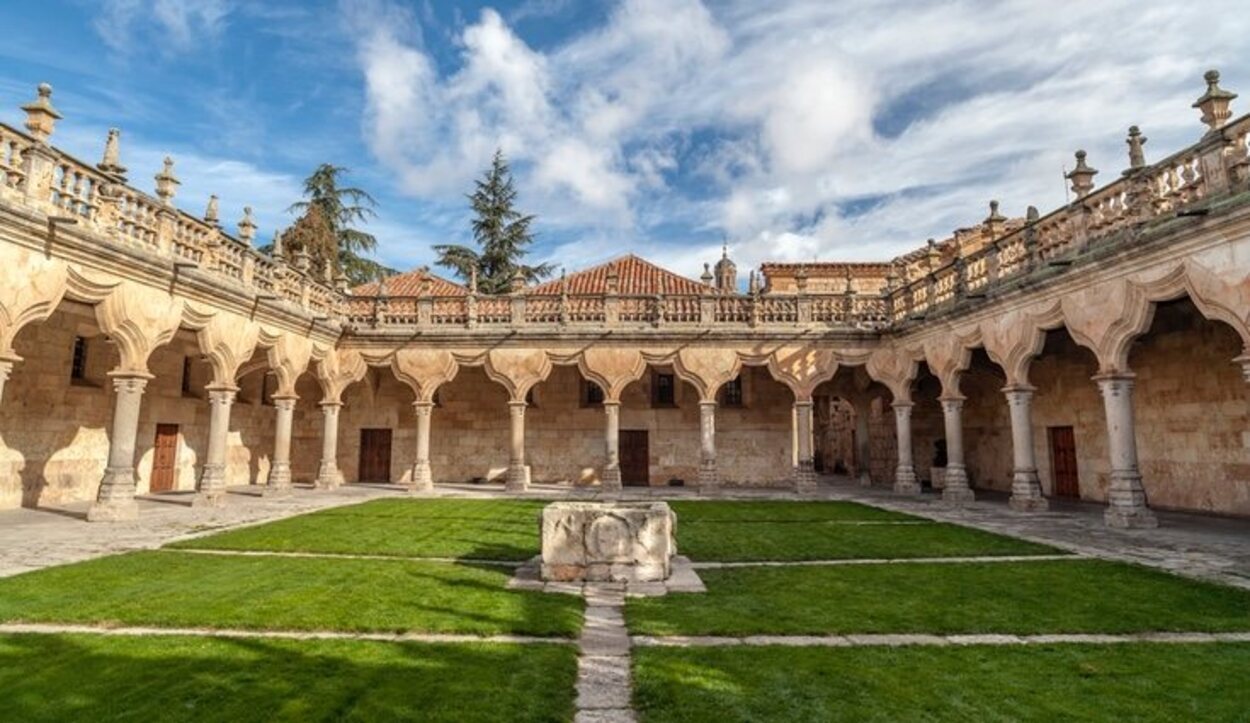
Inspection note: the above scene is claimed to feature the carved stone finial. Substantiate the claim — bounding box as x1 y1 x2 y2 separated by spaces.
984 199 1006 225
238 206 257 244
204 195 220 226
1193 69 1237 135
469 266 478 293
1026 205 1040 223
510 267 526 293
701 262 714 286
748 269 759 295
1125 126 1148 172
605 261 620 294
1065 150 1098 199
154 156 179 205
272 230 284 259
21 83 62 143
97 128 127 180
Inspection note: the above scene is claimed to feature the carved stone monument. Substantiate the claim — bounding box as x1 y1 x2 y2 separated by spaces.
540 501 676 582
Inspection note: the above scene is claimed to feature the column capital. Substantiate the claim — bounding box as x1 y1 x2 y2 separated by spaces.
272 395 298 411
318 400 343 410
1234 352 1250 383
1091 371 1136 384
698 399 717 409
890 400 914 410
507 399 528 409
602 398 622 408
937 394 966 404
793 399 814 410
108 374 150 394
1001 383 1036 395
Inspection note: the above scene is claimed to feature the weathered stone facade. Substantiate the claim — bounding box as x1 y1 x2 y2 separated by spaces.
2 71 1250 528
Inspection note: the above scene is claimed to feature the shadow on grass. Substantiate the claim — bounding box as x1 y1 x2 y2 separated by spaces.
0 632 577 723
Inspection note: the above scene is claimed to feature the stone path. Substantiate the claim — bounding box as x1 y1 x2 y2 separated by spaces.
632 631 1250 648
0 484 402 578
575 584 634 723
172 547 522 566
690 553 1077 568
0 622 568 645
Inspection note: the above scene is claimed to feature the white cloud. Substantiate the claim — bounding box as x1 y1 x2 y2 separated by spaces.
94 0 232 54
345 0 1250 277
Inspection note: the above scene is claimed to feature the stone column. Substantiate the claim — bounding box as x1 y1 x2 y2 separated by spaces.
315 401 343 489
505 400 529 492
1095 373 1157 528
1004 385 1048 511
87 374 149 522
698 400 718 489
411 400 434 492
0 357 13 405
854 401 872 486
793 400 816 493
892 402 921 494
263 396 297 496
194 386 236 508
602 400 622 492
940 396 975 503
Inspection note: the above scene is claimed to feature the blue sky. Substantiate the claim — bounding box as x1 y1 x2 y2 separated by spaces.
2 1 1248 281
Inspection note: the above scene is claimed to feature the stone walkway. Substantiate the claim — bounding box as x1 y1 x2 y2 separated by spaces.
0 484 401 578
576 584 634 723
632 631 1250 648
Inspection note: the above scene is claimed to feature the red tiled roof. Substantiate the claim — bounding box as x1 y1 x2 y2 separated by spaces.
529 254 709 296
352 268 468 297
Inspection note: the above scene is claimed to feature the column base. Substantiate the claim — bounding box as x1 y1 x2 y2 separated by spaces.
941 466 975 505
601 466 622 493
263 464 293 496
1104 472 1158 528
410 462 433 493
793 460 816 494
697 461 719 491
858 471 873 487
315 463 343 490
505 465 531 492
893 466 921 495
1009 470 1049 512
86 499 139 522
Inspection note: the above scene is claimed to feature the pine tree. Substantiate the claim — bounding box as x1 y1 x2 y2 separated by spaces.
434 149 553 294
280 164 392 285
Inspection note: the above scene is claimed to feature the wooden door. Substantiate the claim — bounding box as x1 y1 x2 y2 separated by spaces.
619 430 649 486
149 424 179 493
1049 426 1079 498
359 429 392 483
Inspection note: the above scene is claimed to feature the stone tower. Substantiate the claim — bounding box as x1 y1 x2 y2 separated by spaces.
714 245 737 292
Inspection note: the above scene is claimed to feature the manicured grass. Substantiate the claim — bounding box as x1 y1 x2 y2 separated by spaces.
0 633 576 722
0 551 582 637
633 643 1250 722
627 560 1250 636
670 500 1058 561
171 499 545 560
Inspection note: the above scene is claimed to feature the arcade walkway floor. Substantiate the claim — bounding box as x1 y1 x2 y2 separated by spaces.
0 490 1246 721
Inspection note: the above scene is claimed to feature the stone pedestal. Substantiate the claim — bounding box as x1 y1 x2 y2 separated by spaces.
541 502 676 583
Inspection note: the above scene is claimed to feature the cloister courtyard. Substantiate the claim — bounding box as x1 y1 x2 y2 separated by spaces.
0 480 1246 722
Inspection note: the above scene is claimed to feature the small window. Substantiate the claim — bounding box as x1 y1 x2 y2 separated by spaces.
719 375 744 408
583 381 605 407
652 373 676 408
70 336 88 381
180 357 193 396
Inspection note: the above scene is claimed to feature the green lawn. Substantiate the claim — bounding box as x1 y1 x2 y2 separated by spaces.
171 499 545 560
0 633 576 722
670 500 1058 561
627 559 1250 636
0 551 582 637
633 643 1250 722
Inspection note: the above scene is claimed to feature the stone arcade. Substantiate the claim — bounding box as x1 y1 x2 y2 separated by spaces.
2 71 1250 529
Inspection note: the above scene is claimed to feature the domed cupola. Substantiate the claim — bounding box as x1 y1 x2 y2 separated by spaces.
714 244 737 292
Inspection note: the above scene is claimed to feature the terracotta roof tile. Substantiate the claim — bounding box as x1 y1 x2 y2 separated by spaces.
529 254 709 296
352 268 468 297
